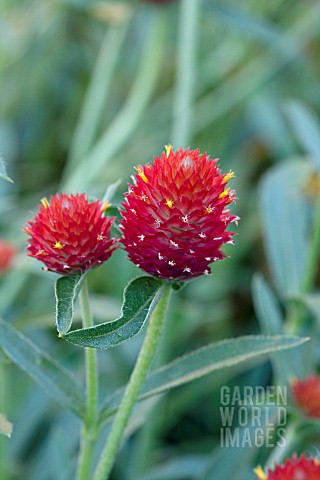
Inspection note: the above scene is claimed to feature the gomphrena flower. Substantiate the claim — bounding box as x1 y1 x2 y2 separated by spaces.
292 374 320 418
254 454 320 480
24 193 117 275
0 239 16 273
120 146 238 281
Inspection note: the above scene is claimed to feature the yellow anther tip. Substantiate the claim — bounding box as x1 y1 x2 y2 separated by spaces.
223 170 235 183
165 144 173 157
101 201 111 212
41 197 49 208
253 466 267 479
53 241 63 250
135 166 148 183
219 189 230 199
165 199 173 208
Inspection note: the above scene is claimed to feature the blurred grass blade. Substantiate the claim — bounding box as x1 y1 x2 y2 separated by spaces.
252 274 308 381
194 3 320 134
100 335 308 423
0 320 85 418
259 159 313 296
141 455 208 480
55 273 85 335
172 0 200 147
63 276 163 349
0 158 13 183
66 19 130 174
285 100 320 170
207 2 281 44
64 10 167 191
198 406 280 480
252 274 283 336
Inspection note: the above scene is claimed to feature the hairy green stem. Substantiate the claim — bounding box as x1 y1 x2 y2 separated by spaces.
77 278 99 480
172 0 200 147
93 284 171 480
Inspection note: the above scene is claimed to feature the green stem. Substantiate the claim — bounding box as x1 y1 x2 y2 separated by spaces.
77 278 99 480
172 0 200 147
301 195 320 293
93 284 171 480
286 194 320 334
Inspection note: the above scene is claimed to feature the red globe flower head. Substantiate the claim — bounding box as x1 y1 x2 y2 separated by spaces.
0 240 16 272
254 454 320 480
24 193 118 275
292 374 320 418
119 146 238 281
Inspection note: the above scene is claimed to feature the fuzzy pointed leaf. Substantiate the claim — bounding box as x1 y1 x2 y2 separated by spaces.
259 159 313 296
0 321 85 418
64 276 163 349
0 158 13 183
100 335 308 422
55 274 85 335
0 413 13 438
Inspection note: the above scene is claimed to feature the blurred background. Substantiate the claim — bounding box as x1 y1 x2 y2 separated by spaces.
1 0 320 479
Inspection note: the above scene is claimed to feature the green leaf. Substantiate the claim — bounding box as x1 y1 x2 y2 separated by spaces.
285 100 320 170
199 406 280 480
100 335 308 423
0 320 85 418
0 158 13 183
259 159 313 296
0 413 13 438
64 276 163 349
252 274 308 382
55 273 85 335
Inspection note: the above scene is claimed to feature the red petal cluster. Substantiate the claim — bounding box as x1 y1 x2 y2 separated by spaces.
120 147 238 281
0 240 16 272
24 193 117 275
255 454 320 480
292 374 320 418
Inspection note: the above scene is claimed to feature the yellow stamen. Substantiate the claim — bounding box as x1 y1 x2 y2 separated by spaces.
219 188 230 199
165 144 173 157
53 241 63 250
101 201 111 212
223 169 235 184
253 466 267 479
36 249 47 256
165 199 173 208
135 166 148 183
204 206 214 214
41 197 49 208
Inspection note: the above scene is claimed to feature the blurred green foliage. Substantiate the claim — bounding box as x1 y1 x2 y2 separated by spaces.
1 0 320 479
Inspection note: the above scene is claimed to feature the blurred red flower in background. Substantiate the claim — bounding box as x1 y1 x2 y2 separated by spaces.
120 146 238 281
292 374 320 418
24 193 117 275
255 454 320 480
0 240 16 272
